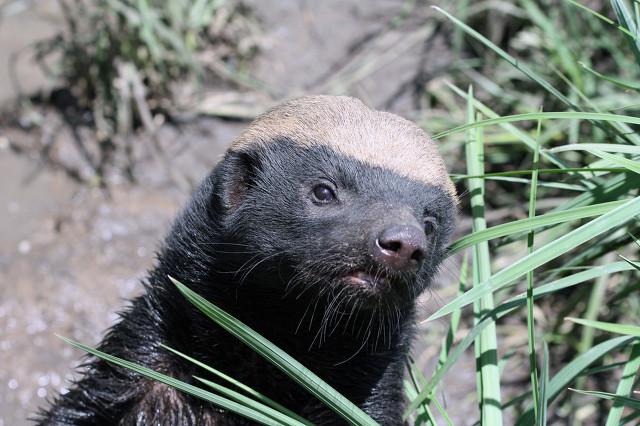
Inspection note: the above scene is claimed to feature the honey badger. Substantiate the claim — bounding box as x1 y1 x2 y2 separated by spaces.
37 96 457 425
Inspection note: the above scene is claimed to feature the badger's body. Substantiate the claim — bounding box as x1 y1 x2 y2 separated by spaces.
37 96 457 425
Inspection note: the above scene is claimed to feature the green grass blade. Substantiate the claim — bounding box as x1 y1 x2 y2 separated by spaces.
194 377 307 426
574 256 613 398
582 268 615 351
438 254 468 371
403 378 437 425
605 343 640 426
405 362 436 425
466 176 584 191
57 336 283 426
550 173 639 214
526 119 541 422
451 167 628 180
428 195 640 322
170 277 378 426
537 342 549 426
547 229 640 282
578 62 640 91
161 344 311 425
585 149 640 174
448 200 627 254
469 95 486 418
452 0 470 53
515 336 638 425
432 397 454 426
621 410 640 425
564 0 640 39
566 318 640 337
504 262 634 306
466 89 503 425
569 389 640 409
619 254 640 272
434 112 640 140
610 0 640 63
549 144 640 154
579 361 629 377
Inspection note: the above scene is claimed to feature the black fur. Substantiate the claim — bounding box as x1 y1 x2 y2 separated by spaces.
36 140 456 425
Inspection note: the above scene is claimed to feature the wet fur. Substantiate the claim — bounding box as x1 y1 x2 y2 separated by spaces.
36 97 457 425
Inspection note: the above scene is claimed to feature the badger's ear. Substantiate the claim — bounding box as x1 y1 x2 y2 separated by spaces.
213 150 262 211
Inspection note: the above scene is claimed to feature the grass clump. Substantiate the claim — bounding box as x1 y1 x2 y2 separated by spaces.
413 1 640 424
37 0 258 119
28 0 258 183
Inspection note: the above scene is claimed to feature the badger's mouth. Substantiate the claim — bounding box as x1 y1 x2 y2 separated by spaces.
344 269 393 291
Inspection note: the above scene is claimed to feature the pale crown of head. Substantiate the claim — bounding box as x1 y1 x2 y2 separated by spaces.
231 95 457 198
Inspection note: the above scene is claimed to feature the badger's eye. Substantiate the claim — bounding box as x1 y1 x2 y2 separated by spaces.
311 184 336 204
424 217 438 235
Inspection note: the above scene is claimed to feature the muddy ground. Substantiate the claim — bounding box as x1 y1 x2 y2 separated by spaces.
0 1 483 424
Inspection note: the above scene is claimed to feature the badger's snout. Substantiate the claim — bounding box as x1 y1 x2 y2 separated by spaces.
374 224 427 272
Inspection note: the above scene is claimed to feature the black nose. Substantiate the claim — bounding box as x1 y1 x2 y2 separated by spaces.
374 225 428 272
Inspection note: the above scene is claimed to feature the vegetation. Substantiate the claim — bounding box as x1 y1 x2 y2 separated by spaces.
31 0 258 182
58 0 639 424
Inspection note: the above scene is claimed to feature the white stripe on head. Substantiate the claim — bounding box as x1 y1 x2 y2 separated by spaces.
231 95 457 199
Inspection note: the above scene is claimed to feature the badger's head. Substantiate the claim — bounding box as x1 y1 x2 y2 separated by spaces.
203 96 457 318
